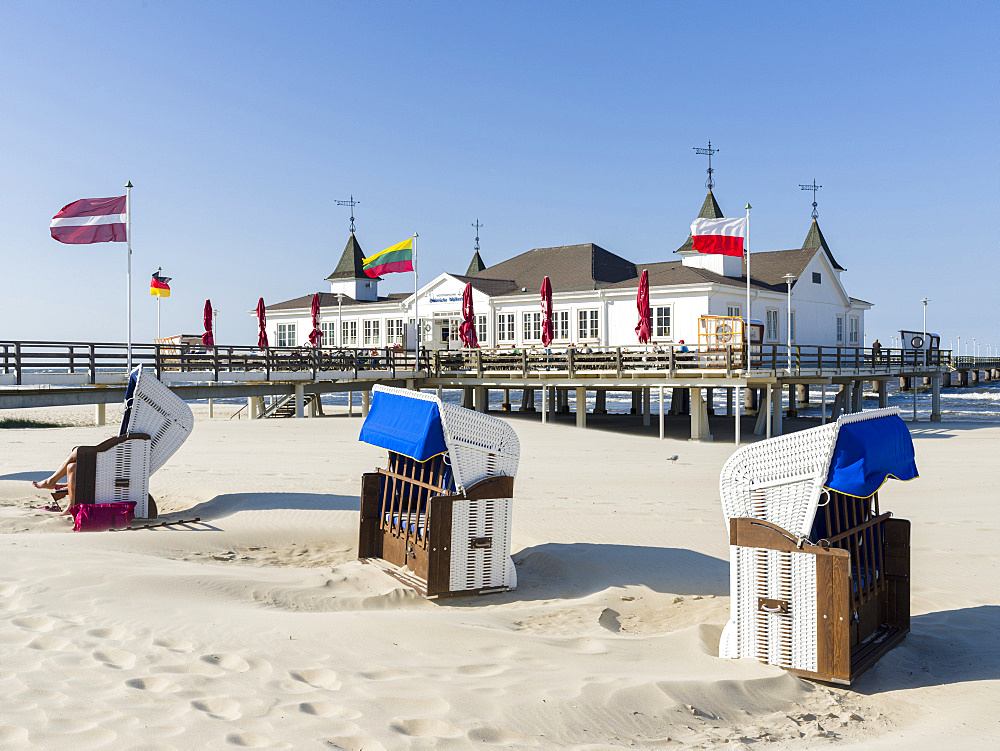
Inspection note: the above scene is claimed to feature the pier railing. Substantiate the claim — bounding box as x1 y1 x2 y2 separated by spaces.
0 340 429 385
951 355 1000 370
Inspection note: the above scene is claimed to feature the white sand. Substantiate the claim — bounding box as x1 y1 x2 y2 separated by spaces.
0 405 997 749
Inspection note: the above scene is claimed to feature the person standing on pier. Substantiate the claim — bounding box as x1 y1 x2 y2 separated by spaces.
872 338 882 366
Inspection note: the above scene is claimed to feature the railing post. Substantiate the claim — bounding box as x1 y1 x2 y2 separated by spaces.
212 346 220 381
14 342 22 385
389 347 395 378
88 344 96 384
726 344 733 377
67 345 75 374
795 345 800 375
353 348 359 379
154 343 162 378
476 348 483 377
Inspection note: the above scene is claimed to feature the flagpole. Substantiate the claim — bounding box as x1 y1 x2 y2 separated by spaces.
413 232 419 372
744 202 752 350
126 181 133 373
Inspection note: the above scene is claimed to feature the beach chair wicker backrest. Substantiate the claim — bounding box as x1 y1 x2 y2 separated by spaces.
123 366 195 474
369 384 519 494
719 407 900 539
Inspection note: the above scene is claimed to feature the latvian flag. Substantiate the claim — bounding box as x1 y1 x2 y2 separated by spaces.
150 270 171 298
690 217 747 257
50 196 127 244
362 238 414 278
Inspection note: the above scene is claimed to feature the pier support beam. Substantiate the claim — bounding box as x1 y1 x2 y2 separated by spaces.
744 387 759 414
594 390 607 415
690 388 712 442
878 380 888 408
94 402 106 426
502 388 511 411
630 389 640 414
361 389 370 418
786 383 797 418
541 386 548 424
796 384 810 407
642 388 651 426
771 385 783 436
576 387 587 429
706 387 715 415
294 384 305 418
930 374 942 422
520 388 536 412
559 388 570 414
726 387 734 417
831 384 847 420
820 384 827 424
659 386 665 439
670 387 690 415
462 387 474 409
475 387 488 413
348 391 354 416
852 380 863 413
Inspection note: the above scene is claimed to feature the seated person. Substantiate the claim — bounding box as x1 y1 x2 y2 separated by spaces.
31 448 79 515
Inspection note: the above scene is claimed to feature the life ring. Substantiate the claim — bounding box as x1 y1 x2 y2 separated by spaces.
910 335 924 349
715 322 733 343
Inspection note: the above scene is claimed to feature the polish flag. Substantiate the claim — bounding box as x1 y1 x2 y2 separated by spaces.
50 196 127 244
690 217 747 257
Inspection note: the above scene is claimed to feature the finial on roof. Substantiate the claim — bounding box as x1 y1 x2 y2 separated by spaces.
799 179 822 220
472 218 483 253
336 194 360 234
693 140 719 190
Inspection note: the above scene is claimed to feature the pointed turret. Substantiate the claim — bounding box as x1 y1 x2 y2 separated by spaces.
465 251 486 276
675 190 724 255
801 220 845 271
326 234 379 301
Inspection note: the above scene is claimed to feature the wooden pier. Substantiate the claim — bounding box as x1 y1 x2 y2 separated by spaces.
0 339 955 442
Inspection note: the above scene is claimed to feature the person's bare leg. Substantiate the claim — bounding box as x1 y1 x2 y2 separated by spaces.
33 449 78 490
59 461 77 515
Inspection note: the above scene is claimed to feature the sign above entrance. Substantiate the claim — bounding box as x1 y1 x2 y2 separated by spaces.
429 294 463 304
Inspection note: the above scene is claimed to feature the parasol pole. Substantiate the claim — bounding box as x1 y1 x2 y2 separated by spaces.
413 232 419 370
744 202 751 350
126 181 133 373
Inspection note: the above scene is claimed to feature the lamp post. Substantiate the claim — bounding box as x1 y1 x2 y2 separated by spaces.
783 273 795 374
973 337 977 361
213 309 219 346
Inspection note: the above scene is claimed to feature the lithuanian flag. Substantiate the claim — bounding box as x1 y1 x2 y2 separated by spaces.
363 238 414 278
150 270 171 298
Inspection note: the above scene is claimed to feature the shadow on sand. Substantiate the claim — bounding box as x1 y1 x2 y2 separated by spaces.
0 471 53 482
445 542 729 607
179 492 360 521
853 605 1000 692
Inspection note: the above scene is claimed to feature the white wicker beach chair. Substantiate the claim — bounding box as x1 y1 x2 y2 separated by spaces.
67 366 193 519
357 384 520 597
718 407 917 684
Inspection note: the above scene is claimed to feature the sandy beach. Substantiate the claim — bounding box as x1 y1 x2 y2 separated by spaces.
0 404 996 749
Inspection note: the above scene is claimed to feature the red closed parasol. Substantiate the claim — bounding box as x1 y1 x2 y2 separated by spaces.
308 293 323 346
635 269 651 344
458 283 479 348
202 299 214 347
256 297 268 348
541 276 553 347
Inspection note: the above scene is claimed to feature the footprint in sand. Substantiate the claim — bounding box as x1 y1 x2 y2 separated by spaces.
289 668 341 690
456 664 506 677
201 653 250 672
13 615 56 632
225 732 286 748
192 697 242 721
359 667 410 682
298 702 361 719
391 718 463 739
0 582 20 598
125 676 181 693
87 627 133 640
320 735 386 751
93 648 137 670
468 726 541 746
27 636 75 652
153 637 194 653
0 726 29 744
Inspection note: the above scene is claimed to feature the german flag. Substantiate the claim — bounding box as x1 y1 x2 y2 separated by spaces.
150 269 171 298
362 238 414 278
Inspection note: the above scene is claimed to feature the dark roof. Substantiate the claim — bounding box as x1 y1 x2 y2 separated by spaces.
801 220 845 271
450 275 519 296
265 291 408 312
745 248 815 289
326 234 381 281
675 190 725 254
467 243 636 293
465 251 487 275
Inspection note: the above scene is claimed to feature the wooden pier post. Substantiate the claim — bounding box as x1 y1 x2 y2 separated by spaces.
462 387 474 409
726 387 734 416
930 374 942 422
502 388 511 411
796 383 810 407
878 380 889 408
689 387 712 442
786 383 798 417
295 384 305 418
771 385 783 436
744 387 758 414
541 386 548 424
94 402 106 427
475 387 488 413
361 388 370 418
593 389 607 415
706 387 715 415
852 380 863 413
642 387 651 426
520 388 536 412
630 389 640 414
576 387 587 429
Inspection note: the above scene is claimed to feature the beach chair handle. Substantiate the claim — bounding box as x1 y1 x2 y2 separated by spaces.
757 597 789 614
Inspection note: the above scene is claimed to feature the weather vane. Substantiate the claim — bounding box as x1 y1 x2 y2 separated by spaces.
336 195 360 234
693 140 719 190
799 179 822 220
472 218 483 253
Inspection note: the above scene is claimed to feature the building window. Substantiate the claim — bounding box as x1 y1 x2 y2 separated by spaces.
276 323 296 347
320 321 336 347
727 304 741 318
849 316 860 345
553 310 570 340
812 272 822 284
342 320 357 346
475 315 487 344
578 309 599 340
363 320 380 346
790 311 796 343
497 313 514 342
654 306 672 338
523 312 542 342
765 309 779 341
386 319 404 345
836 316 844 344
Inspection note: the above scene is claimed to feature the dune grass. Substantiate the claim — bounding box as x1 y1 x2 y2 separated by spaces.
0 417 71 429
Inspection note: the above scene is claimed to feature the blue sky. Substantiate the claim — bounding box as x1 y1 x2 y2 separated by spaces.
1 1 997 352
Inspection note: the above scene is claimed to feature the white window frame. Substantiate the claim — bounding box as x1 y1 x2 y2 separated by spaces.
276 323 296 348
342 320 358 346
727 304 741 318
836 315 844 344
849 316 860 345
386 319 404 346
497 313 514 343
320 321 336 347
553 310 570 340
578 309 599 341
765 309 779 342
363 320 380 346
523 312 542 343
654 305 672 339
475 315 487 344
